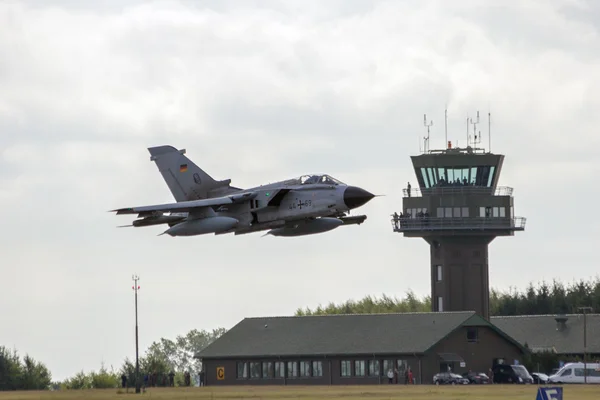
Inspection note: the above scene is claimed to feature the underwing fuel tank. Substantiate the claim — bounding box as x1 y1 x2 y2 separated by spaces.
163 217 239 236
132 215 186 227
265 217 343 237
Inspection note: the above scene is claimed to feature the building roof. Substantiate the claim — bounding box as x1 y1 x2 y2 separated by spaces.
491 314 600 354
198 311 518 359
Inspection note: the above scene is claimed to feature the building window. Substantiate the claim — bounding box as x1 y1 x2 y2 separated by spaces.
383 360 394 375
436 265 442 281
462 207 469 217
341 360 351 377
453 207 461 217
355 360 366 376
250 362 261 378
493 207 499 217
300 361 311 377
262 362 273 378
467 327 478 342
438 296 443 312
312 361 323 377
420 168 430 188
499 207 506 217
236 362 248 379
274 362 285 378
397 360 408 375
437 207 444 218
368 360 380 376
479 207 486 217
287 361 298 378
445 207 452 217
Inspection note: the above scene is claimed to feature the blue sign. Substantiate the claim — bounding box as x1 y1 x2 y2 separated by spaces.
536 387 563 400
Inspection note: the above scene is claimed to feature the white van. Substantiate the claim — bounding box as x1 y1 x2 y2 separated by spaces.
547 363 600 384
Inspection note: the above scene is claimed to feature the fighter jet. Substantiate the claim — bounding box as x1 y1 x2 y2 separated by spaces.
111 145 376 237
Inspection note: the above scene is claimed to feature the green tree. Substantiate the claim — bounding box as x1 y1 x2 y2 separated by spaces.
90 363 119 389
0 347 23 390
20 354 52 390
143 328 227 378
62 371 92 390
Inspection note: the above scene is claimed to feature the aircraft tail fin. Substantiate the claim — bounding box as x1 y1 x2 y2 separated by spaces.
148 145 236 202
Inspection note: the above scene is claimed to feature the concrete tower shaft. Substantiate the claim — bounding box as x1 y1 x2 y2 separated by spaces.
391 145 526 321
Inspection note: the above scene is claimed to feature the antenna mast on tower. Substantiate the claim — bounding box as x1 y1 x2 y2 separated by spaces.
444 108 448 148
469 111 481 148
488 111 492 153
423 114 433 153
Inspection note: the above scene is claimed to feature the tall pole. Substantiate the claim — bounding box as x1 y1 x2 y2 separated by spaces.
444 108 448 149
133 275 141 394
577 306 592 384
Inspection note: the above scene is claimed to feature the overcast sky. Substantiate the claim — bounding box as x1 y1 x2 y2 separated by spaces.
2 0 599 381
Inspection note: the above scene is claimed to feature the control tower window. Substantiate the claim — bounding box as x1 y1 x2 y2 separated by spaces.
419 166 497 188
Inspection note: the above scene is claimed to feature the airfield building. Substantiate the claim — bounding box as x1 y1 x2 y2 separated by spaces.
491 313 600 359
196 312 527 386
391 142 526 320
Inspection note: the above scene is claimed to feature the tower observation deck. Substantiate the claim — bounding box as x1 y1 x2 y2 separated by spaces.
391 138 526 321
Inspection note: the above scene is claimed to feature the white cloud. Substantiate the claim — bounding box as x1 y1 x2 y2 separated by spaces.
1 0 599 381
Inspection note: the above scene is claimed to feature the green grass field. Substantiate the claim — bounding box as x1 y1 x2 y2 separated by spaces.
0 385 598 400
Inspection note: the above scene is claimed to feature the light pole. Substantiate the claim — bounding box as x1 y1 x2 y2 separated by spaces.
132 275 141 394
577 306 592 384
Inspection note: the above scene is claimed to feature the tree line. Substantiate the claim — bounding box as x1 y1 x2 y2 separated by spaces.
1 328 226 391
57 328 227 390
295 278 600 316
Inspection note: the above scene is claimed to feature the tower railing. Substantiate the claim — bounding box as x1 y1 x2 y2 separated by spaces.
402 186 513 197
390 216 526 232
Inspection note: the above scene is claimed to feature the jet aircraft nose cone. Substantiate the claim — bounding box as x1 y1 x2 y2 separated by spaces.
343 186 375 210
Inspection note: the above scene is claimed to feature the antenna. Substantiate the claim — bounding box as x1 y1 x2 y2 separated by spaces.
469 111 481 148
488 111 492 153
466 115 469 149
444 107 448 149
423 114 433 153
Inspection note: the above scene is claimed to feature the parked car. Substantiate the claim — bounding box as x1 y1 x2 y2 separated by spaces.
492 364 534 384
531 372 549 384
433 372 470 385
462 371 490 384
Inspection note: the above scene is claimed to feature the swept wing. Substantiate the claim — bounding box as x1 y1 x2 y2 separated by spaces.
111 192 257 215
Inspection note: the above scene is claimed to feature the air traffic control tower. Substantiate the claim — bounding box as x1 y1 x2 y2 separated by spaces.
391 114 526 321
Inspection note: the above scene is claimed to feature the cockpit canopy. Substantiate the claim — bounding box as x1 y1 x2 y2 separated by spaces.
286 174 345 186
